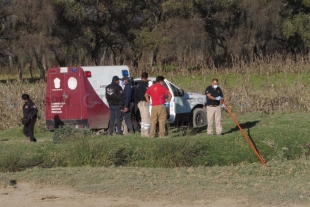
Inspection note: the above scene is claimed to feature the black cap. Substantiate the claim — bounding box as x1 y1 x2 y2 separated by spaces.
22 94 30 100
122 77 129 81
112 76 120 81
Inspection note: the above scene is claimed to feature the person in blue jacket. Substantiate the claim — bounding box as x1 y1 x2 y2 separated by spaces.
122 76 134 134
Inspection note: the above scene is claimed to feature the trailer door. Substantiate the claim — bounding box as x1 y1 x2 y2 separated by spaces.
47 68 67 121
62 67 84 121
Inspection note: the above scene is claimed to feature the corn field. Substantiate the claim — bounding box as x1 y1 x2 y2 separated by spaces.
0 80 46 130
2 54 310 130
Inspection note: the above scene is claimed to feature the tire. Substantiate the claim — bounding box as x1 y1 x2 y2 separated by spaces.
192 108 207 127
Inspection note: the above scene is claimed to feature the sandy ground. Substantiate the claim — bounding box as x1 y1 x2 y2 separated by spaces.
0 182 306 207
0 182 246 207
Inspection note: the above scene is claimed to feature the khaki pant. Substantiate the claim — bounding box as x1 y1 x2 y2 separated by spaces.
150 105 167 138
206 105 222 135
138 101 150 137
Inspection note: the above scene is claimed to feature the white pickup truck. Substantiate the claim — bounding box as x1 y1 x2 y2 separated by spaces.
134 77 207 127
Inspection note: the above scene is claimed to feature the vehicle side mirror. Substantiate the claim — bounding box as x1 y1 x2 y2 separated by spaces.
178 89 184 97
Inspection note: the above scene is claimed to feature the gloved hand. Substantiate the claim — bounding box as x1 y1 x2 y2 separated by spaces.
221 104 226 109
215 96 222 101
164 102 169 108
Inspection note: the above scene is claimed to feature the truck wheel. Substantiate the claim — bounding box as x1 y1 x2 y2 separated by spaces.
192 108 207 127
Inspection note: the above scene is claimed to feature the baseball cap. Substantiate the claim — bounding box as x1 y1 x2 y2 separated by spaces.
121 77 129 81
112 76 120 81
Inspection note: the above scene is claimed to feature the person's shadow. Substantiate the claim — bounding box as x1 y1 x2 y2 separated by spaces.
224 120 261 154
54 115 64 129
223 121 260 135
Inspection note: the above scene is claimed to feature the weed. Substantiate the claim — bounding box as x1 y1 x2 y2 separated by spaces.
52 125 90 143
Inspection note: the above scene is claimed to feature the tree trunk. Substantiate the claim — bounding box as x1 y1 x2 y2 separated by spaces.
29 61 34 81
132 49 142 70
42 53 47 71
119 46 125 65
99 48 107 65
39 65 45 80
8 55 13 73
32 46 46 80
18 55 23 81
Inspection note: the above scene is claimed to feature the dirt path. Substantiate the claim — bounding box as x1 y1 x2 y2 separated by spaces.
0 182 261 207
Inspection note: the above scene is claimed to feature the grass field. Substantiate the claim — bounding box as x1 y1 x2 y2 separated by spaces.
1 112 310 206
1 159 310 205
1 112 310 205
1 112 310 171
1 69 310 205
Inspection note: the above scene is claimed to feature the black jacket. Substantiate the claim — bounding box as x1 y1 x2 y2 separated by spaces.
123 82 134 108
22 99 38 124
106 82 124 107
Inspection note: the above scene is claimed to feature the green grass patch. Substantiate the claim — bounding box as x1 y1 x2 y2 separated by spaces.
0 112 310 172
0 70 41 81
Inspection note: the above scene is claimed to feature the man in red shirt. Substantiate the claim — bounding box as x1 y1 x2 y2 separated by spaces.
145 76 172 138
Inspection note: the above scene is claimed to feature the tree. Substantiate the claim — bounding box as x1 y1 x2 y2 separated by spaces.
194 0 284 65
282 0 310 52
0 0 14 71
9 0 56 80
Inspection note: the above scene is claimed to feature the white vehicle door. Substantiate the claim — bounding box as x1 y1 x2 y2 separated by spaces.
165 81 192 123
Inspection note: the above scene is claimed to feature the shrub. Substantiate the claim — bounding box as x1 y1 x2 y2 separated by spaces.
52 125 91 143
0 144 47 172
149 139 209 168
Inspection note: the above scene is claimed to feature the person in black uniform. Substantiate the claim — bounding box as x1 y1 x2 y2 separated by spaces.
122 76 134 134
205 78 224 136
106 76 124 136
22 94 38 142
136 72 151 137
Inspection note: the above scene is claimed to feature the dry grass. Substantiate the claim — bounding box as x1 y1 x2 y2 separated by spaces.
0 80 46 130
136 54 310 114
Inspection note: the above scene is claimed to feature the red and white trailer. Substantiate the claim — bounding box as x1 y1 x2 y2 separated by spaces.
45 66 130 130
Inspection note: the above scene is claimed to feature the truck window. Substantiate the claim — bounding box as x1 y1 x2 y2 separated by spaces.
168 82 180 96
162 81 169 90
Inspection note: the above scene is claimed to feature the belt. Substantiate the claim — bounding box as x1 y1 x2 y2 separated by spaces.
207 105 219 107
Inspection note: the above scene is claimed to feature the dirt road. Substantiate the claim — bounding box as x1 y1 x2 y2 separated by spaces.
0 182 306 207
